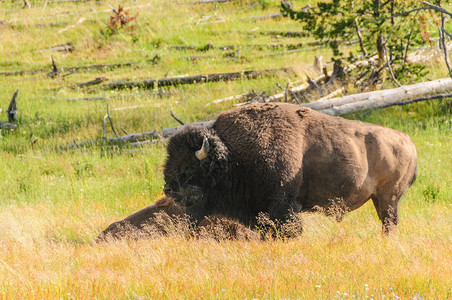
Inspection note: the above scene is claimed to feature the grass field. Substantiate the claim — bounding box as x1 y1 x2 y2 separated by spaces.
0 0 451 298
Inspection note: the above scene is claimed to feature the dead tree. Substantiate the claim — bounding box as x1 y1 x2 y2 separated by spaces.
1 90 19 130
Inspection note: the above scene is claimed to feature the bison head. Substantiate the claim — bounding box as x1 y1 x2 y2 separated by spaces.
163 125 229 220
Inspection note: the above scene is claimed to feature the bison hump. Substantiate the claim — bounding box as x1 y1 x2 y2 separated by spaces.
213 103 311 182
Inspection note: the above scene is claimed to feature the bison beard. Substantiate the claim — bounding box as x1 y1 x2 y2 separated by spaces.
164 102 418 234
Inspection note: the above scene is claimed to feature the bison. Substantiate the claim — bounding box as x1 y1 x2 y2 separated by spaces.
97 196 185 241
163 102 417 234
97 196 259 241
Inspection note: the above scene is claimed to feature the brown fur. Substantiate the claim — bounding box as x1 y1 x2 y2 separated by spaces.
164 103 417 234
97 196 258 242
96 196 185 242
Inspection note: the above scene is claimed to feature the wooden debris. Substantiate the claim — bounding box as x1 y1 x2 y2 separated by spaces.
326 63 344 85
67 96 107 101
301 78 452 115
188 0 233 4
59 120 216 151
314 56 323 73
23 0 31 9
169 40 355 52
261 31 310 38
47 56 59 78
75 77 108 88
208 75 324 106
170 110 185 125
240 13 283 21
208 93 249 105
5 21 70 29
106 67 292 90
233 91 272 107
60 76 452 151
7 90 18 123
1 90 19 130
0 61 137 77
0 121 16 130
47 43 75 52
316 88 345 102
36 0 100 3
307 76 322 92
102 104 118 138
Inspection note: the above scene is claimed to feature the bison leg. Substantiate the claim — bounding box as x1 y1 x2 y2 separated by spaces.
262 197 302 238
268 197 302 222
371 194 400 234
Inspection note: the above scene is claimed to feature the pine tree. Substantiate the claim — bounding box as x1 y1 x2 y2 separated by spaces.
281 0 450 86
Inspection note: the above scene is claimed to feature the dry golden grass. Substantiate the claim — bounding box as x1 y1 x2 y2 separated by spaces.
0 200 450 299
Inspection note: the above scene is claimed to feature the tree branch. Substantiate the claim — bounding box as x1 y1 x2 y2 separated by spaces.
103 104 118 138
440 11 452 78
385 45 402 87
365 2 452 25
170 110 185 125
354 18 368 57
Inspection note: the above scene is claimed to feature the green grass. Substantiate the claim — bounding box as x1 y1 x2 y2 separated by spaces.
0 0 451 298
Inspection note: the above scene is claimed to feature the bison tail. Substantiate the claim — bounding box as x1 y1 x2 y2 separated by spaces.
409 165 418 187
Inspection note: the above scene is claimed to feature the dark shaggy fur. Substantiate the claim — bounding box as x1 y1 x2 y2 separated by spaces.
96 196 185 241
97 196 259 242
164 103 418 233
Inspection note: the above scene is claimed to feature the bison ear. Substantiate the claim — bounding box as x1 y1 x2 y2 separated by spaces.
195 136 210 160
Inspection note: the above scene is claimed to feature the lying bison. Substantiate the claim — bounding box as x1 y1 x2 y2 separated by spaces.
97 196 185 241
163 102 417 234
97 196 259 241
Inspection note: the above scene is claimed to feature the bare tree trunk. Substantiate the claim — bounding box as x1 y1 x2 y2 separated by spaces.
374 0 385 70
301 78 452 115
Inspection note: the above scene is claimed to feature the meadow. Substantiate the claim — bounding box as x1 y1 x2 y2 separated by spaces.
0 0 451 298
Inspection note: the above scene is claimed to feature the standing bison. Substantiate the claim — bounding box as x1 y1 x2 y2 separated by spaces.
163 103 417 233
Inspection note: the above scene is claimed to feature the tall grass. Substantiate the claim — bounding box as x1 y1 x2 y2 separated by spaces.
0 0 451 298
0 201 450 298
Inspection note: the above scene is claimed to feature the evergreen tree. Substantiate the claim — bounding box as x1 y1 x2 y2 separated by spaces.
281 0 451 85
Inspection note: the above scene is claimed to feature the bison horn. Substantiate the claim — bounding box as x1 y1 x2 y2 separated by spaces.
195 137 210 160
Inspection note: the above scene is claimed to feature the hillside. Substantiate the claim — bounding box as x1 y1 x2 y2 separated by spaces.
0 0 451 298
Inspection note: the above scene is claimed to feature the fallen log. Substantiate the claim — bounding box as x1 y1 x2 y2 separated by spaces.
74 77 108 88
67 96 107 101
59 120 215 151
66 90 178 102
60 70 452 151
240 13 283 20
46 43 74 52
188 0 234 3
0 61 137 77
38 0 102 3
316 88 345 102
261 31 310 38
301 78 452 115
207 60 342 107
106 67 292 90
0 121 16 130
5 43 75 55
169 40 356 52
